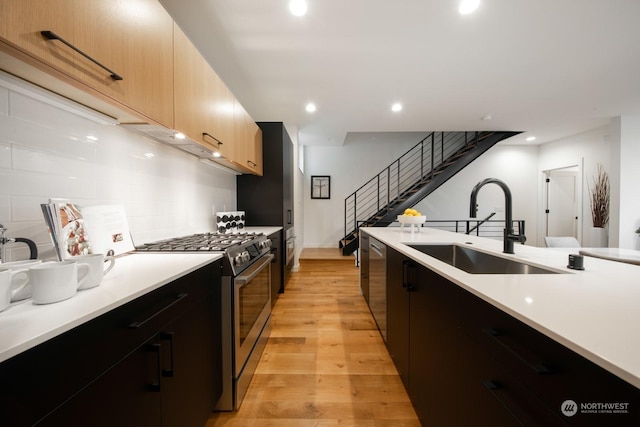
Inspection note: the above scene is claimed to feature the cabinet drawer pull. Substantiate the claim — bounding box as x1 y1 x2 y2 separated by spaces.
40 30 123 81
148 343 162 392
202 132 223 146
160 332 175 378
247 160 257 167
483 379 528 425
128 293 189 329
483 327 553 375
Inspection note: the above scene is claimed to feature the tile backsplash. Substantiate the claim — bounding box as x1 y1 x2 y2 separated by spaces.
0 73 237 262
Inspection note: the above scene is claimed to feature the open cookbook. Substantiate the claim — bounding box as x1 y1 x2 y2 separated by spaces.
41 201 135 260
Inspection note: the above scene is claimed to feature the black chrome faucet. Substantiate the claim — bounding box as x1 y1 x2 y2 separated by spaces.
469 178 526 254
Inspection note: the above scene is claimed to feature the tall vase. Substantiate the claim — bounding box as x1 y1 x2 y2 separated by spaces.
590 227 608 248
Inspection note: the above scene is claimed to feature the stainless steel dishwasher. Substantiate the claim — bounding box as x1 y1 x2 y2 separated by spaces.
368 237 387 341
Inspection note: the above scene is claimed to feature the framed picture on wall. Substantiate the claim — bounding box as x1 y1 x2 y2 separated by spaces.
311 175 330 199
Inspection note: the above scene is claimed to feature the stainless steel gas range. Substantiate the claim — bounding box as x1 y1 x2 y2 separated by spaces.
136 231 273 411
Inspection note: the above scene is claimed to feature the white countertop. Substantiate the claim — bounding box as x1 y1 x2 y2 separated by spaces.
0 253 221 364
580 247 640 266
362 227 640 389
245 226 283 236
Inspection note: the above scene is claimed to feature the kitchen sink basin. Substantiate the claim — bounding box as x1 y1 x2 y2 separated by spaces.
406 244 562 274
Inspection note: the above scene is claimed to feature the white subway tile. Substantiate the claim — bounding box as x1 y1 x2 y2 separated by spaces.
0 87 8 115
0 142 10 169
0 195 10 222
1 74 238 243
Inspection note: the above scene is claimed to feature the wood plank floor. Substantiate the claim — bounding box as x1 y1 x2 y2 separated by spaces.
205 260 420 426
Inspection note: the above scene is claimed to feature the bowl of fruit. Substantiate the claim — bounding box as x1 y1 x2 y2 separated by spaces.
397 209 426 224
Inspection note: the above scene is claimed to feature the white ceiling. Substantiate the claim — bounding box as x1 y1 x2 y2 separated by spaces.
158 0 640 147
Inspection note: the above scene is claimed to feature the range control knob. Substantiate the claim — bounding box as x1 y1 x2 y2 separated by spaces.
234 251 250 266
258 239 272 250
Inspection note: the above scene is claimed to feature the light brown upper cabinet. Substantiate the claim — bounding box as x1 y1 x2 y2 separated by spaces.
174 24 235 161
234 100 263 175
0 0 174 127
1 1 263 175
175 23 262 175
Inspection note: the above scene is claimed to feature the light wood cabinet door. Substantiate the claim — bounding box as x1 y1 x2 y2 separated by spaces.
234 100 263 175
206 69 235 159
0 0 174 127
174 24 236 160
0 0 75 71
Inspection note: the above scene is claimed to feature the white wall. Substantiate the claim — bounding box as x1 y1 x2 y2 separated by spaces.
303 132 427 247
610 115 640 249
414 145 540 246
538 126 610 248
0 75 237 262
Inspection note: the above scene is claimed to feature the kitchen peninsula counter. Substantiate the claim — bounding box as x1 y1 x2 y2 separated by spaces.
362 226 640 389
0 253 221 363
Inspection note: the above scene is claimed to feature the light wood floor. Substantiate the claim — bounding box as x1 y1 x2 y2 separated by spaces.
205 259 420 426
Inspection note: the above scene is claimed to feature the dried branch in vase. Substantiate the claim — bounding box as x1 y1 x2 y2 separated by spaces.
589 163 610 228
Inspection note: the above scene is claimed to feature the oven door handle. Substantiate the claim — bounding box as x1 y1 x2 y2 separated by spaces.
235 254 274 286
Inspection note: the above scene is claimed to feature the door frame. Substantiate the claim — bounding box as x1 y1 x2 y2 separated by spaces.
542 164 583 245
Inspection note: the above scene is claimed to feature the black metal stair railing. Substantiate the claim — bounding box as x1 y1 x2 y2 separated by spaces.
343 131 480 243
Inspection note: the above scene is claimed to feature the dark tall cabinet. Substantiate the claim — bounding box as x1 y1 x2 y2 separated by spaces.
237 122 294 293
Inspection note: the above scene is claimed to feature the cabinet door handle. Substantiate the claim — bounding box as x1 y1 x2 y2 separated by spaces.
402 260 416 291
287 210 292 224
128 293 189 329
160 332 175 378
483 327 553 375
40 30 123 81
247 160 257 167
202 132 223 146
147 343 162 392
483 380 546 426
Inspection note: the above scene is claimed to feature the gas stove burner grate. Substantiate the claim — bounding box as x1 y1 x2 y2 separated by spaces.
136 232 265 253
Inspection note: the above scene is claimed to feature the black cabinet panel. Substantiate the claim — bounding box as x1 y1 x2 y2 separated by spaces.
237 122 293 294
385 246 410 389
268 230 283 305
237 122 293 228
0 260 222 427
383 245 639 426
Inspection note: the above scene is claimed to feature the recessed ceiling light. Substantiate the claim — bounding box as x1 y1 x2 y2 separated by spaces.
526 136 537 142
391 103 403 112
289 0 307 16
459 0 480 15
305 102 316 113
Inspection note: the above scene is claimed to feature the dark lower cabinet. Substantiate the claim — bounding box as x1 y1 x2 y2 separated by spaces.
384 246 640 426
385 247 410 388
35 340 163 427
268 230 282 306
1 260 222 427
359 233 370 303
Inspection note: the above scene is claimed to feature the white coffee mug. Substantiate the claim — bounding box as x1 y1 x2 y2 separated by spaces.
0 268 30 311
29 261 91 305
73 253 115 290
1 259 42 301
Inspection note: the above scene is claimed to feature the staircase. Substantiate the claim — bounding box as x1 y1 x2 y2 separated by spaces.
339 131 520 255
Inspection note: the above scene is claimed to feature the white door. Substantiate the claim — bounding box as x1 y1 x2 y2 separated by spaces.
546 169 579 238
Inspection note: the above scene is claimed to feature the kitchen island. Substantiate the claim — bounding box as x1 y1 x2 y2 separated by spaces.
362 226 640 426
